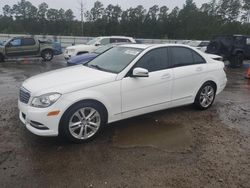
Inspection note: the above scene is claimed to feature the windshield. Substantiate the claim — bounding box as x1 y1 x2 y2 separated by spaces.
86 37 100 45
86 46 143 73
93 44 114 54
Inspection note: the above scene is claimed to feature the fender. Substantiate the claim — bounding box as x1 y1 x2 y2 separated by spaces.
232 49 244 56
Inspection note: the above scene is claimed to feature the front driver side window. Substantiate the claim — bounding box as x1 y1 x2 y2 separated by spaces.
135 48 169 72
9 39 21 47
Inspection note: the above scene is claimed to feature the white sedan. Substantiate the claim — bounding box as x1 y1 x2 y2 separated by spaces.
18 44 227 142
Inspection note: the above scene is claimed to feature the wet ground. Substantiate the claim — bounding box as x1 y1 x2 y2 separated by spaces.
0 56 249 187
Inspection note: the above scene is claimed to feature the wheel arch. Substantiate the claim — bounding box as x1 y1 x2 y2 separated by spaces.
232 49 244 56
195 80 218 102
41 48 54 55
59 99 109 134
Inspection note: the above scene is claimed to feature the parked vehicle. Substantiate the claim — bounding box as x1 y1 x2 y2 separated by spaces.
206 35 250 67
52 42 63 55
67 43 127 66
64 36 136 59
0 36 54 62
18 44 227 142
187 40 210 52
0 40 5 46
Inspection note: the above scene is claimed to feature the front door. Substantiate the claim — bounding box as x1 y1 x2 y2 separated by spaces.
5 38 22 57
121 47 173 115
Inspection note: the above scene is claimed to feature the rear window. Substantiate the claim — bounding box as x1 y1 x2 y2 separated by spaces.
110 38 131 43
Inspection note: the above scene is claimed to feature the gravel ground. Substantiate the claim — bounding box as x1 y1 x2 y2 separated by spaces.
0 56 249 188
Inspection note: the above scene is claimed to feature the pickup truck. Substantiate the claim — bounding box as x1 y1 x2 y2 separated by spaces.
0 36 54 62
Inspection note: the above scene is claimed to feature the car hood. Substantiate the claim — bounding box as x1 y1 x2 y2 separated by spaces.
68 53 97 64
66 44 96 52
22 66 117 96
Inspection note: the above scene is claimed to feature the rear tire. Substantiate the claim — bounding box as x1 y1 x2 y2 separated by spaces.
194 82 216 110
41 50 53 61
59 101 107 143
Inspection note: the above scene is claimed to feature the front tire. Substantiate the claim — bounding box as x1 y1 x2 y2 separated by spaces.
59 101 106 143
41 50 54 61
194 82 216 110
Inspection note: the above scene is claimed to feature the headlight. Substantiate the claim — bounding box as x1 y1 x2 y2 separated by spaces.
31 93 61 108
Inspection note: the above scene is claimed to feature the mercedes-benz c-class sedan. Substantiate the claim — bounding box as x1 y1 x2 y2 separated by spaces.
18 44 227 142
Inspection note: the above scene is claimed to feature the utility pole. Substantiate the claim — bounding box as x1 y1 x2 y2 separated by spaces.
79 0 84 36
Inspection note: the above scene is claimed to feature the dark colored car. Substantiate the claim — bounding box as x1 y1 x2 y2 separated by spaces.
52 42 63 55
206 35 250 67
0 40 5 46
67 43 121 66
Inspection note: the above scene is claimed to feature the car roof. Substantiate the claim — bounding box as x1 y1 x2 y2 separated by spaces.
119 43 192 50
99 36 134 39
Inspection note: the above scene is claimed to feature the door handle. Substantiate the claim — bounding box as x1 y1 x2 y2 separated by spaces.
161 73 171 79
196 67 203 72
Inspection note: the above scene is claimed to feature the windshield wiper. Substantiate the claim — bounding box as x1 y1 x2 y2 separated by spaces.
89 64 104 70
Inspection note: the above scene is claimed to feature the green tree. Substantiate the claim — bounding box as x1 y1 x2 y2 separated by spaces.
47 8 59 21
37 2 48 21
242 0 250 21
2 5 13 17
218 0 241 22
65 9 75 21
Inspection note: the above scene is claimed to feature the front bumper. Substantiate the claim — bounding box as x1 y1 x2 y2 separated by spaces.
64 50 76 60
18 98 72 137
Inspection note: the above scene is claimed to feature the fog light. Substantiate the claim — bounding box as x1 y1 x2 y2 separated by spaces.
29 120 49 130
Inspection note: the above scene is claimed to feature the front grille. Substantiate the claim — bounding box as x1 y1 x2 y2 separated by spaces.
19 87 31 104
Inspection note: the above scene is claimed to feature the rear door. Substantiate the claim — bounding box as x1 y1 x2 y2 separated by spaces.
20 38 39 56
170 46 207 104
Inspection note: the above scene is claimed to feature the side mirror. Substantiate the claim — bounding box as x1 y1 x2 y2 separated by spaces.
95 42 101 46
132 67 149 77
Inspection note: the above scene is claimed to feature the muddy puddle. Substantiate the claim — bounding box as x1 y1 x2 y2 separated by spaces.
112 115 192 151
217 103 250 135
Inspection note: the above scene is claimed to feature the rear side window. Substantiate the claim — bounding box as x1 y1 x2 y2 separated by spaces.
193 51 206 64
170 47 205 67
21 38 36 46
135 48 169 72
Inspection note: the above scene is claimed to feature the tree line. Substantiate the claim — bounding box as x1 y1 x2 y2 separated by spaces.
1 0 250 40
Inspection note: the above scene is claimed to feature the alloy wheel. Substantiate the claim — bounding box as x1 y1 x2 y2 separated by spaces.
199 85 215 108
69 107 101 140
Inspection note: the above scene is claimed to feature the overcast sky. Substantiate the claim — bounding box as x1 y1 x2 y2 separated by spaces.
0 0 208 19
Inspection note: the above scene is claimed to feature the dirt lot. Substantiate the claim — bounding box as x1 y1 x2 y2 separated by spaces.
0 56 249 188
